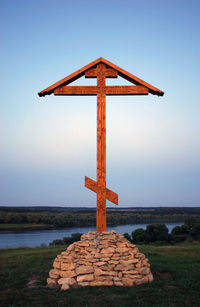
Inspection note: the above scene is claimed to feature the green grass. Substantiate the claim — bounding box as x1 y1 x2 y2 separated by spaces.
0 243 200 307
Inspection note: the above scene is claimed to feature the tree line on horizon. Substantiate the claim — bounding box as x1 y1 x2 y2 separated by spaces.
0 208 200 228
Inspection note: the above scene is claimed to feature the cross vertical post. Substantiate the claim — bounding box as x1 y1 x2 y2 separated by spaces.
96 63 106 232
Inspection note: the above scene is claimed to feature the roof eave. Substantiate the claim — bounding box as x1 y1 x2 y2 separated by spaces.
38 57 164 97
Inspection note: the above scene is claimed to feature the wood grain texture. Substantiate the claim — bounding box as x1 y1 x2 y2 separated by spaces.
54 86 98 95
85 67 118 78
38 57 164 97
85 176 118 205
96 63 107 232
105 85 148 95
54 85 148 96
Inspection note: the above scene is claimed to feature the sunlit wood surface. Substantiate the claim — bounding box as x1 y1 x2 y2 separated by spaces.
38 58 164 232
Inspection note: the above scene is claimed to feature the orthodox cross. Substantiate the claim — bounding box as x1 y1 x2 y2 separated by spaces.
38 57 164 232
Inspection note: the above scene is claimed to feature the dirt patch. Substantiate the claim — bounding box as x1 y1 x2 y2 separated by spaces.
27 275 40 288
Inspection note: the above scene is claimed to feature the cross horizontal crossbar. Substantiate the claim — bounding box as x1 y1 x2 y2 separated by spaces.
85 67 118 78
54 85 149 96
85 176 118 205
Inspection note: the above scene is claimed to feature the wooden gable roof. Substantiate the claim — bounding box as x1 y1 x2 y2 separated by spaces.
38 57 164 97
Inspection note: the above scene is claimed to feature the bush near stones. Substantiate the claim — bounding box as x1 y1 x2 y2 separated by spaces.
130 219 200 245
46 231 154 290
123 233 132 242
49 233 83 246
132 229 151 244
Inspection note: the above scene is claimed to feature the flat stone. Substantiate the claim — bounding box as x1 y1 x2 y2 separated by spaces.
116 242 128 247
67 244 75 252
76 265 94 275
100 265 115 271
140 267 150 275
77 274 94 282
47 277 57 285
111 253 122 258
78 242 90 247
135 277 149 285
148 273 154 282
90 281 113 286
115 247 129 253
78 261 92 266
49 269 60 279
53 260 60 269
61 251 69 256
113 276 120 281
114 281 123 286
95 262 107 266
137 253 145 258
103 238 114 242
84 256 97 261
61 284 70 290
94 268 103 276
94 276 113 282
122 270 139 274
84 248 94 252
122 277 134 286
60 270 76 278
101 247 115 254
108 260 119 265
100 258 110 262
78 250 89 255
114 264 133 271
58 277 76 285
94 269 116 276
119 259 137 265
61 262 75 271
125 274 141 279
78 282 90 287
92 253 101 258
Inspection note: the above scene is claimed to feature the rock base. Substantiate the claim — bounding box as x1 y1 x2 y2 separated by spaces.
47 231 153 290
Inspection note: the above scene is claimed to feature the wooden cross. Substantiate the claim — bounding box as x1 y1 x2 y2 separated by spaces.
38 57 164 232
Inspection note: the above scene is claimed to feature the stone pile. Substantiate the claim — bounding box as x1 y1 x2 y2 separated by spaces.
47 230 153 290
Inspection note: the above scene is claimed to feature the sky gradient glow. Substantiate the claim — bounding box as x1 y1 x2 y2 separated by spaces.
1 0 199 207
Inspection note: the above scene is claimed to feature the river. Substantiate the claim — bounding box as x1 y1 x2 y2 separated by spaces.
0 222 182 249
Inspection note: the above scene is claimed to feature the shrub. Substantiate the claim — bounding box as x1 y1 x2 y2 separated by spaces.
132 228 151 244
49 232 83 246
146 224 169 242
49 239 64 246
71 233 82 242
123 233 132 242
171 225 189 236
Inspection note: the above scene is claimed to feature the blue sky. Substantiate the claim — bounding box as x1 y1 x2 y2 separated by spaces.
0 0 199 207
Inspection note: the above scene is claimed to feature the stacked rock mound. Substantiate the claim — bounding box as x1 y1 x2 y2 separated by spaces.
47 230 153 290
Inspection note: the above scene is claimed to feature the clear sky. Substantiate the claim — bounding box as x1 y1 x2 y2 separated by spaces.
1 0 199 207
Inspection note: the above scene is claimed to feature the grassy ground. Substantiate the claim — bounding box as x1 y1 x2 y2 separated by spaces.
0 243 200 307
